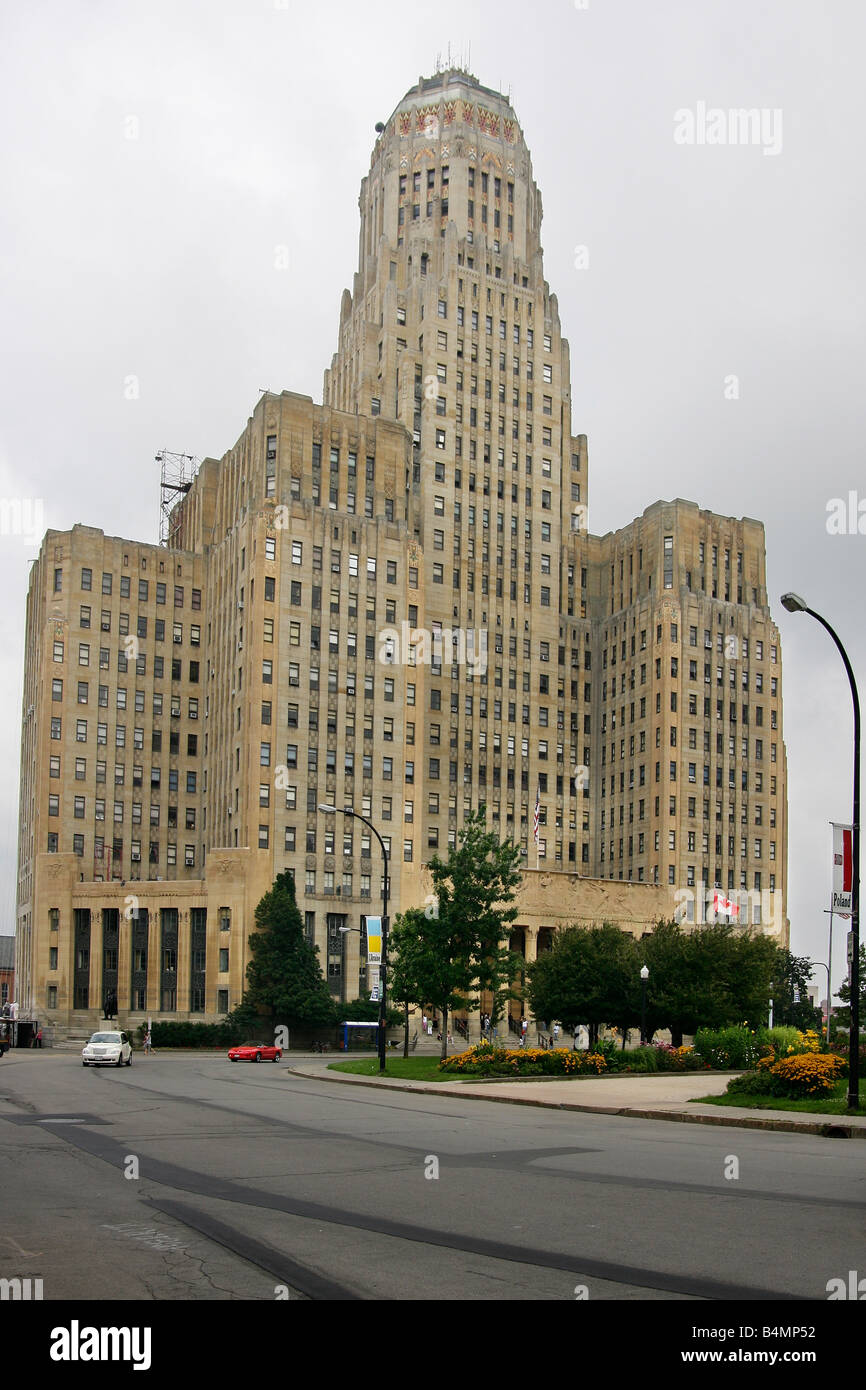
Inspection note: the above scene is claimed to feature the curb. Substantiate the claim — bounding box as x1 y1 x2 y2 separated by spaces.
284 1065 866 1138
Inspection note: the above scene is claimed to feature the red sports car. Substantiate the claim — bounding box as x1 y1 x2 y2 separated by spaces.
227 1042 282 1063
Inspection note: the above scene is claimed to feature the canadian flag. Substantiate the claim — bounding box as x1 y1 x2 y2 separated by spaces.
713 892 740 918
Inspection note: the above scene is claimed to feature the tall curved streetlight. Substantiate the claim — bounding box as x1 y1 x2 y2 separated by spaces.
319 804 390 1074
781 593 860 1109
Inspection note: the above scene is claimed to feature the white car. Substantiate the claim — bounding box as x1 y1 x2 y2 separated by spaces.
82 1030 133 1067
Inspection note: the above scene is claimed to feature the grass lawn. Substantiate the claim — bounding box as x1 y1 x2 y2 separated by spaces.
695 1078 866 1117
328 1057 451 1081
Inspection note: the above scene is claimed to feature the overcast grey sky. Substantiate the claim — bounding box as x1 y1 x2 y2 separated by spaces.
1 0 863 1001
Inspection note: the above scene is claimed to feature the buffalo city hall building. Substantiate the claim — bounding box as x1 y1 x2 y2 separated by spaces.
16 70 789 1034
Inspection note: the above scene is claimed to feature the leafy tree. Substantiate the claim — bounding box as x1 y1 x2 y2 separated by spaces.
639 920 693 1045
529 919 780 1048
388 809 523 1058
243 870 336 1032
641 922 773 1040
727 926 777 1027
388 907 431 1056
528 924 639 1048
768 948 823 1031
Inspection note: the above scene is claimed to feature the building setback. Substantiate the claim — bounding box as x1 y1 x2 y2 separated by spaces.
15 70 788 1032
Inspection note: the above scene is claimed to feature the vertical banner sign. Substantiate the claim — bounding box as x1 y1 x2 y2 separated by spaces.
832 823 854 918
365 916 382 966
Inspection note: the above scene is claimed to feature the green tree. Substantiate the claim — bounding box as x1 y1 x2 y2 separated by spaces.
388 907 431 1056
528 924 639 1048
669 922 775 1038
727 927 777 1026
765 948 821 1030
639 920 693 1045
243 870 336 1033
531 920 779 1049
388 810 523 1058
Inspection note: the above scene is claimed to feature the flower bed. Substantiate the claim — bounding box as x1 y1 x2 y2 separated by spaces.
437 1044 608 1078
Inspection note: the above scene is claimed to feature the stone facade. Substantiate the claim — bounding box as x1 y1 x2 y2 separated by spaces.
15 70 788 1032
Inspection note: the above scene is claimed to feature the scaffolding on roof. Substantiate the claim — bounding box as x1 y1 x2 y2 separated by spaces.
156 449 198 546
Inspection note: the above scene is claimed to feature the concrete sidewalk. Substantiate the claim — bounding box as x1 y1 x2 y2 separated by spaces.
286 1057 866 1139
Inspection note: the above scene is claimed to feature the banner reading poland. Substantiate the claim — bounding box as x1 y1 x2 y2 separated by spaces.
832 823 854 918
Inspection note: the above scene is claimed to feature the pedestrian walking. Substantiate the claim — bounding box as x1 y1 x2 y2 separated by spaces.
36 1027 43 1049
553 1023 560 1046
143 1028 152 1055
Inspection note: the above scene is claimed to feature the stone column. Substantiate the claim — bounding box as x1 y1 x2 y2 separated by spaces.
523 926 538 1042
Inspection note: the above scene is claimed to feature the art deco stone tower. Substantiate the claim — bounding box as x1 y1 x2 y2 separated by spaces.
15 69 788 1034
324 70 592 881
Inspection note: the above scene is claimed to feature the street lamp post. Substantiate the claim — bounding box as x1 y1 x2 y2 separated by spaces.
822 906 836 1046
640 964 649 1044
781 593 861 1109
319 805 390 1074
811 960 832 1045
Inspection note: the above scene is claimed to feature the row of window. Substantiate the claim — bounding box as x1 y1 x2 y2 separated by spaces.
49 757 204 789
57 946 230 975
50 717 201 755
47 832 197 866
600 793 777 827
598 749 778 792
53 569 200 607
604 828 778 858
600 856 776 894
71 614 202 644
602 632 777 666
399 169 513 200
53 643 199 680
52 687 199 718
49 795 197 828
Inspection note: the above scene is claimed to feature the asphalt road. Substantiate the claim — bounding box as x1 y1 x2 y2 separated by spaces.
1 1048 863 1302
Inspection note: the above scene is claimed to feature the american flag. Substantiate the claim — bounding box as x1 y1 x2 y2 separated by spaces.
533 785 540 844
